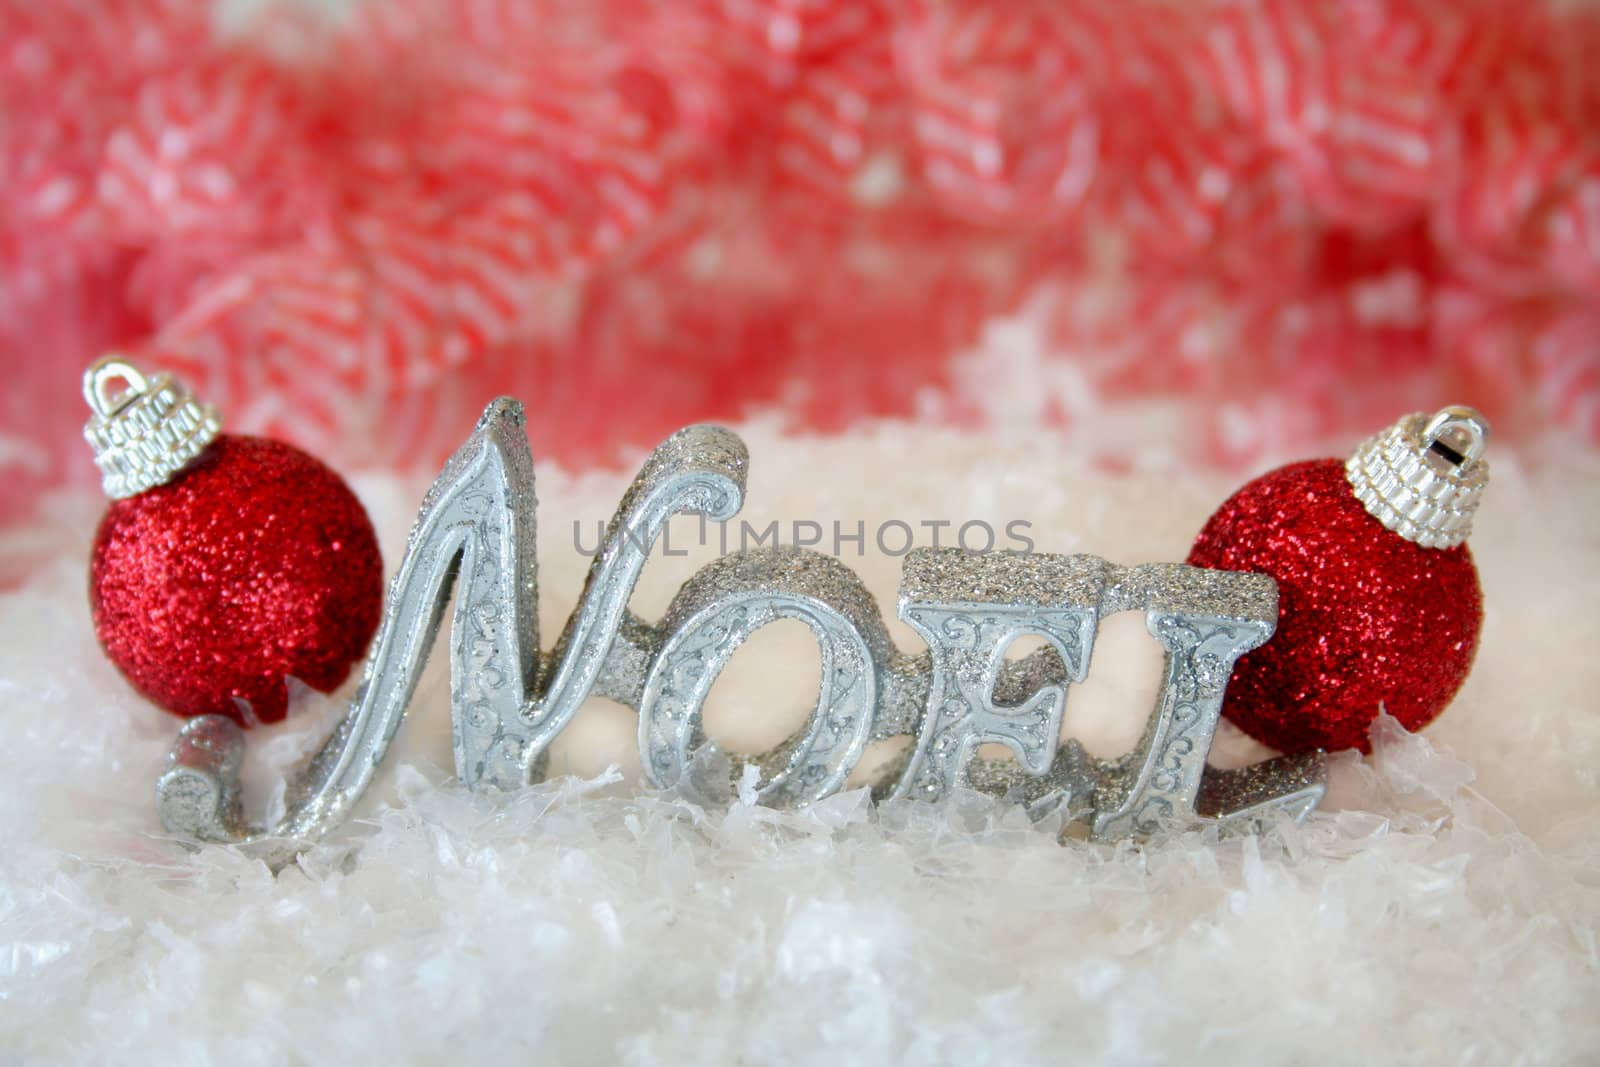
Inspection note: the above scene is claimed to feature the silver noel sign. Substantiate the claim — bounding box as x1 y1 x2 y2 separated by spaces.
158 400 1327 867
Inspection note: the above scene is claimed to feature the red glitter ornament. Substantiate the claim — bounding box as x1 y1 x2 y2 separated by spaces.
84 359 381 725
1188 409 1489 754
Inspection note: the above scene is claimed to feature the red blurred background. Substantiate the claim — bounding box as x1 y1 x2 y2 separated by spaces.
2 0 1597 527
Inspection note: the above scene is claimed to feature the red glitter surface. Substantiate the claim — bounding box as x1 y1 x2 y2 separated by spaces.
89 435 382 725
1188 459 1483 754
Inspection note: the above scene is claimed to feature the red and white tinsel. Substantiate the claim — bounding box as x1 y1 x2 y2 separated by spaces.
2 0 1597 521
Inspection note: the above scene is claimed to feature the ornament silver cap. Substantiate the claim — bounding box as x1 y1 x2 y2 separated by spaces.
1345 405 1490 549
83 356 221 499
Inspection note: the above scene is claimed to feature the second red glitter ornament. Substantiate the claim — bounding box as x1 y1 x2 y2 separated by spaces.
1189 408 1490 754
84 358 382 726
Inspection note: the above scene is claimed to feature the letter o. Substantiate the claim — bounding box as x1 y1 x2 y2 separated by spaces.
638 550 889 807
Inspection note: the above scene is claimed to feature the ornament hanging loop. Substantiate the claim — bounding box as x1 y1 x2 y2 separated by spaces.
1346 405 1491 549
83 356 151 418
1421 406 1489 472
82 354 221 499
